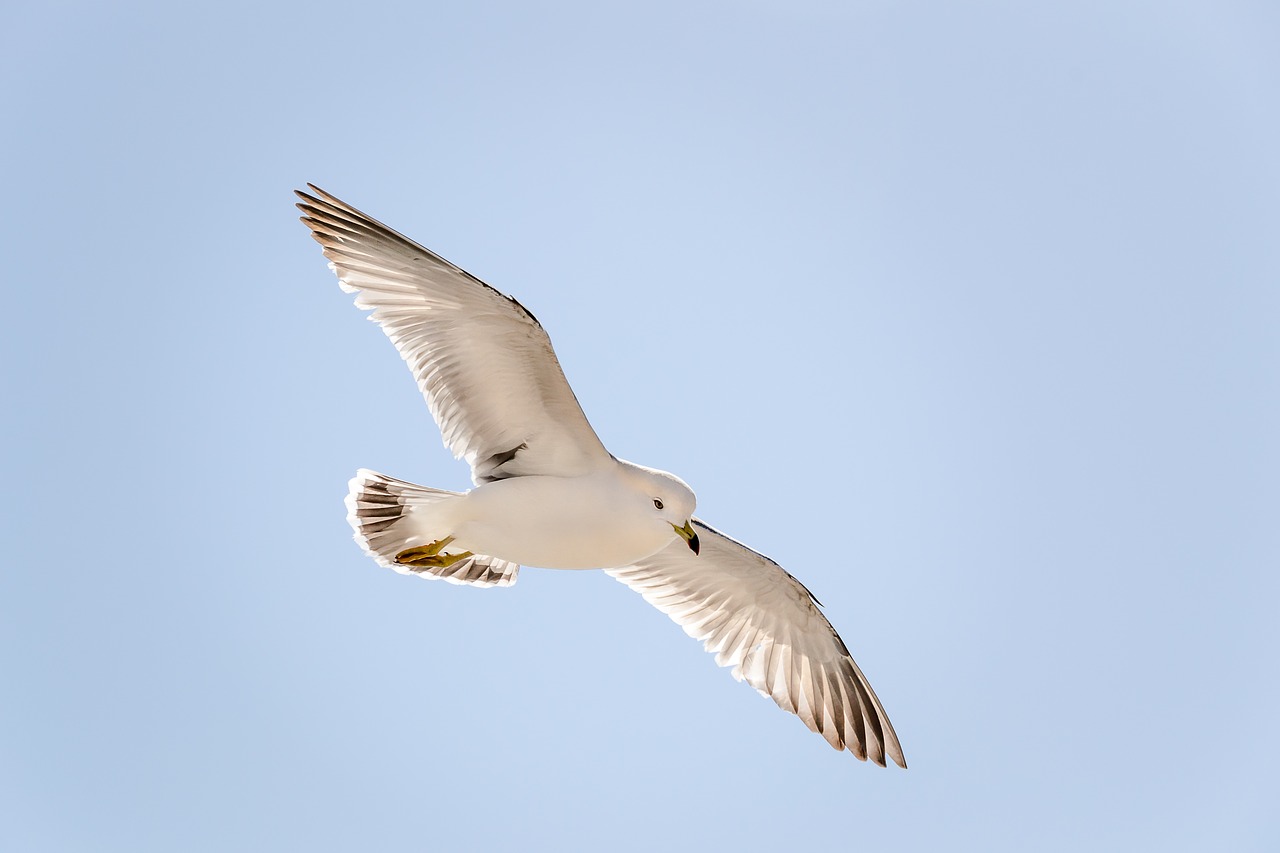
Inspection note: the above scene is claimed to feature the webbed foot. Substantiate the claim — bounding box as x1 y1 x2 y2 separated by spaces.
394 536 475 569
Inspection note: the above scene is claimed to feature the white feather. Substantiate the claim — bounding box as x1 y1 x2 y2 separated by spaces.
298 186 610 484
607 521 907 767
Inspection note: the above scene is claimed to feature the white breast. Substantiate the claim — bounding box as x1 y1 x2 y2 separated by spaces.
448 472 675 569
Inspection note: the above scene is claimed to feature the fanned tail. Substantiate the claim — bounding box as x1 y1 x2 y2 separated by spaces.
345 469 520 588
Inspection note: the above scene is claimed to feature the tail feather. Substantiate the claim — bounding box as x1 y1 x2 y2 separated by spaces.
345 469 519 588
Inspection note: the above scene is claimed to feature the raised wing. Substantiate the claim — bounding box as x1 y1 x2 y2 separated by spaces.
606 521 906 767
297 185 611 483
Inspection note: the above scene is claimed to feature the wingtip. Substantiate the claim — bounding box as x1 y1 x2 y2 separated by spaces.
294 184 335 209
302 182 339 204
857 741 907 769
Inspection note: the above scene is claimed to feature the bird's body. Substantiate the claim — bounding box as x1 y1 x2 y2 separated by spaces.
397 462 697 570
298 185 907 767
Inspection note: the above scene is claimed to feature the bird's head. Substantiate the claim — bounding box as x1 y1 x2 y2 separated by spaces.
624 463 700 555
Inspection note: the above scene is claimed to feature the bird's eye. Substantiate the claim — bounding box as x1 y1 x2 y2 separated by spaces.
653 498 664 510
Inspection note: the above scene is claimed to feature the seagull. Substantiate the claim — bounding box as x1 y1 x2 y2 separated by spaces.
297 185 907 767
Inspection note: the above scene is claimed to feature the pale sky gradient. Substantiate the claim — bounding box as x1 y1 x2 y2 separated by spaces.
3 2 1278 851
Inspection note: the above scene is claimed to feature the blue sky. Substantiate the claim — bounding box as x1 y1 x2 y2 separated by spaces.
3 1 1277 850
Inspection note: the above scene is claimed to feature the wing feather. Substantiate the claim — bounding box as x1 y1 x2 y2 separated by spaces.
297 186 610 482
606 520 906 767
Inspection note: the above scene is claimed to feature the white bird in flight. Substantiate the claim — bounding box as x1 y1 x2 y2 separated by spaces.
297 186 906 767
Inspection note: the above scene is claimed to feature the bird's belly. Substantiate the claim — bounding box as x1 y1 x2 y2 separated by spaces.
450 477 669 569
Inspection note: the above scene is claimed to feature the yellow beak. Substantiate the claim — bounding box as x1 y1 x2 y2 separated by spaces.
672 520 700 555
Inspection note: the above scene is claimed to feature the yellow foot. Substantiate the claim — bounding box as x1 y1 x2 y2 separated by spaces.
395 536 475 569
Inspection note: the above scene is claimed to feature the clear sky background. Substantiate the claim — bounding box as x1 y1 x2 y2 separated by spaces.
3 1 1277 850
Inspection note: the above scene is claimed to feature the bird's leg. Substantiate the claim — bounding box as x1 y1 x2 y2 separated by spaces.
394 536 475 569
